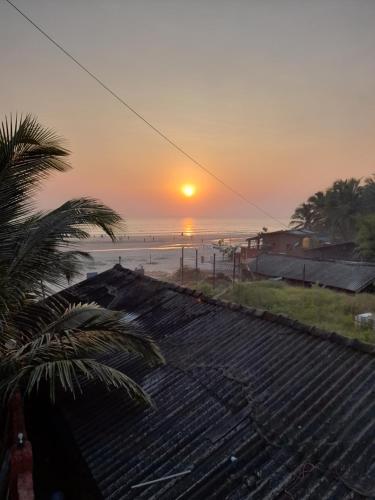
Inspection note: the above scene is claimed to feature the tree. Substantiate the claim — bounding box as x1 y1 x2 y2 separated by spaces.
324 178 362 240
307 191 327 231
290 202 315 230
290 192 328 231
0 115 163 405
356 214 375 261
361 175 375 214
290 179 364 240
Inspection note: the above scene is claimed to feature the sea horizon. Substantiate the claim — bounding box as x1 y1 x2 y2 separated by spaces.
89 216 290 238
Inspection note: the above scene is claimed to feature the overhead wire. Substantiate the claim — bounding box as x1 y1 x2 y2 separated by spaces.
4 0 288 228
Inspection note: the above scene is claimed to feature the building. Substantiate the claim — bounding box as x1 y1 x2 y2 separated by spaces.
39 265 375 499
249 254 375 292
242 229 319 260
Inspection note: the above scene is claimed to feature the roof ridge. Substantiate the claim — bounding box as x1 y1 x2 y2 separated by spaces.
111 265 375 356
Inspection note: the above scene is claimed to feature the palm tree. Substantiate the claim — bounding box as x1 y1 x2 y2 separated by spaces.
0 298 162 404
324 178 362 240
290 192 327 231
0 115 163 405
290 180 366 240
290 202 315 230
307 191 327 230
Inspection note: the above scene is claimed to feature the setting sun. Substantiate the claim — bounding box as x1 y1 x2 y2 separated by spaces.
181 184 196 198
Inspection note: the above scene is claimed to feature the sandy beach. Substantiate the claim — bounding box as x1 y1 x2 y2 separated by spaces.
72 231 249 283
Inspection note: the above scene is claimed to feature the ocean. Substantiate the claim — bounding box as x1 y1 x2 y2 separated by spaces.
68 216 289 284
91 216 289 238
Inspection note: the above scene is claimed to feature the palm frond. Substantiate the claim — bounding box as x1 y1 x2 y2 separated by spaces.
22 197 123 243
0 114 161 407
8 301 163 365
0 358 151 405
0 114 69 225
0 299 164 404
2 198 123 298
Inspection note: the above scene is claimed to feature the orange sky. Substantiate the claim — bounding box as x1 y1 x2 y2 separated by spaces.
1 0 375 220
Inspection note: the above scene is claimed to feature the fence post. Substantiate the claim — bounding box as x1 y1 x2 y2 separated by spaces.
181 246 184 284
239 253 242 281
232 251 236 284
213 253 216 288
195 248 199 282
302 263 306 286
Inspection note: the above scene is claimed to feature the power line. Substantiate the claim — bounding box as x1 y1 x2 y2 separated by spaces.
4 0 288 228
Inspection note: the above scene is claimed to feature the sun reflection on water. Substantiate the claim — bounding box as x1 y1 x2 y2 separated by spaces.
182 217 195 237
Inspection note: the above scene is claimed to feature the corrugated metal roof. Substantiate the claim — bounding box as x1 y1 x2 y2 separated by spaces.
249 254 375 292
61 265 375 499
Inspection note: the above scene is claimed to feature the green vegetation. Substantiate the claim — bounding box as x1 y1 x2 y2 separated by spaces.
290 177 375 248
172 266 203 283
195 281 218 297
171 265 231 290
197 280 375 343
357 214 375 260
0 115 163 405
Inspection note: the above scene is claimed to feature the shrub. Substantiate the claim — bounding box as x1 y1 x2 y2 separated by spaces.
224 281 375 342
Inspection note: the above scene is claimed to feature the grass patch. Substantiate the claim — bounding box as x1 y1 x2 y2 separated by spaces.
171 266 232 293
219 281 375 343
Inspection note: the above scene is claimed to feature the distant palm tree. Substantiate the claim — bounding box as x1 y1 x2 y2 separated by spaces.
290 191 328 231
324 178 362 240
290 202 315 230
290 180 365 240
0 115 163 405
307 191 327 230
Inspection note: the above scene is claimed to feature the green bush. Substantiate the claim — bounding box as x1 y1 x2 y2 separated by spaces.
224 281 375 342
196 282 216 297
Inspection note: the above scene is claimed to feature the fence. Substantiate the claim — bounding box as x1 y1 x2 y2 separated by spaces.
80 242 246 290
172 247 243 288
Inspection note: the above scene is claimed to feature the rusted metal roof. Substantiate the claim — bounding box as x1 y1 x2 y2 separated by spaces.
246 229 315 241
249 254 375 292
304 242 358 261
61 265 375 499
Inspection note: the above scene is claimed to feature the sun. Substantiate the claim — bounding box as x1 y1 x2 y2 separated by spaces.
181 184 196 198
